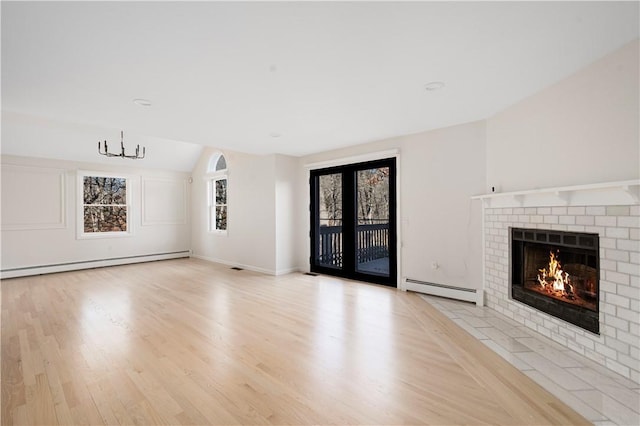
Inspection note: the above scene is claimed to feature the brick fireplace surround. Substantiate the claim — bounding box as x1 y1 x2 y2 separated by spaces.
479 183 639 383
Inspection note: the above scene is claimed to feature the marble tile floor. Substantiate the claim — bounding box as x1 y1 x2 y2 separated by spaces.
419 294 640 426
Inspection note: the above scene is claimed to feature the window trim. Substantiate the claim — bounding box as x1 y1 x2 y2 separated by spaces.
205 152 229 235
208 175 228 235
76 170 133 239
207 153 228 174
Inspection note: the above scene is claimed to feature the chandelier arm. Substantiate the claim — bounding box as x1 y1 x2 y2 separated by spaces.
96 131 146 159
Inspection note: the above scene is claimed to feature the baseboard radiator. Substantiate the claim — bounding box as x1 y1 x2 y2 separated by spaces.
1 251 190 279
405 278 484 306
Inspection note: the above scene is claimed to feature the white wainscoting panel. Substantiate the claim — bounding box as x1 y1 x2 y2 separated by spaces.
1 164 66 230
141 177 188 225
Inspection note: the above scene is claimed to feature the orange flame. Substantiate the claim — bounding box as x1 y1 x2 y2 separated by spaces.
537 251 573 295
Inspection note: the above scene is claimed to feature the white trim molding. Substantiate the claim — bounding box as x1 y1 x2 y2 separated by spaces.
141 177 188 226
304 149 400 170
1 164 66 231
1 251 190 279
405 278 484 306
192 254 280 276
472 180 640 208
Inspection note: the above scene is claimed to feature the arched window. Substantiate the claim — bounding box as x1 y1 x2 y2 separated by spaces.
208 153 227 174
207 153 228 233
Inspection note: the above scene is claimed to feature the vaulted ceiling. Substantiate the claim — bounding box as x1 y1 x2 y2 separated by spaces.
2 1 639 157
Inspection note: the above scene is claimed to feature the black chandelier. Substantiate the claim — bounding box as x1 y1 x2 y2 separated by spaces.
98 131 146 159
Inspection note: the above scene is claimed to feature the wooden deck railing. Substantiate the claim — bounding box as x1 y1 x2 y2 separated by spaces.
318 225 344 267
318 222 389 268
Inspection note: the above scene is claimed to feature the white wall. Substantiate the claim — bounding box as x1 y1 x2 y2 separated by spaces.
1 155 191 276
296 121 486 290
400 124 485 289
275 154 300 274
486 39 639 192
190 147 277 274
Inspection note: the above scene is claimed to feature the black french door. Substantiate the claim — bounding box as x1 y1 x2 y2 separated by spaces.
310 158 397 287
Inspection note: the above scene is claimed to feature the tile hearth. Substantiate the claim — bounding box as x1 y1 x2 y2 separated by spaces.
420 294 640 426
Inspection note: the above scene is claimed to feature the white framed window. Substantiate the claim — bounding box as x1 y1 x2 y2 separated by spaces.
77 171 132 239
207 153 228 234
209 176 228 233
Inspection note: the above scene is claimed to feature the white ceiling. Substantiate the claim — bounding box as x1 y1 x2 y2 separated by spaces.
2 1 639 157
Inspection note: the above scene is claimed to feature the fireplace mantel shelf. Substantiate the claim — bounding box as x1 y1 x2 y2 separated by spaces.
472 179 640 208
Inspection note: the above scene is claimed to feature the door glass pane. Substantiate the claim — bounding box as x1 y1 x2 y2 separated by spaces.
356 167 390 276
317 173 342 269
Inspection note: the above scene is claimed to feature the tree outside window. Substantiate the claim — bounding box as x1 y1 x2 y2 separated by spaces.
213 177 227 231
79 174 130 237
207 153 228 233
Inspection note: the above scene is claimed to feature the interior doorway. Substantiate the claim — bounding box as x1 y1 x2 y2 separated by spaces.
309 158 397 286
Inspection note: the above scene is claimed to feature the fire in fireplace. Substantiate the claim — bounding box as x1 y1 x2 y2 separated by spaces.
511 228 599 334
527 249 598 311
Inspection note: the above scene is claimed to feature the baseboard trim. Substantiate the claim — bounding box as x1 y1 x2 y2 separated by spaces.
191 254 279 276
405 278 484 306
1 251 190 279
275 267 300 276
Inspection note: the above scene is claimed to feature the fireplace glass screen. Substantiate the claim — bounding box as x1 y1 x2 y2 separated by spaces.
511 228 599 334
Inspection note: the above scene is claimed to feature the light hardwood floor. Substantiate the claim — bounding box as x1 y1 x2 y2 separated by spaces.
1 258 589 425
